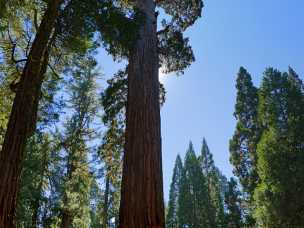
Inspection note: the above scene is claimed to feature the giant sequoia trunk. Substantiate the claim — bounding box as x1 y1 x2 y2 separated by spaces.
119 0 165 227
0 1 62 226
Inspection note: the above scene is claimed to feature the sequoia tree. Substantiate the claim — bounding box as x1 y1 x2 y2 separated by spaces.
0 0 132 224
229 67 260 224
119 0 203 226
0 1 63 225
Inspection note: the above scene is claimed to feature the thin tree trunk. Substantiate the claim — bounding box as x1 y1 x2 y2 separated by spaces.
60 211 72 228
103 176 110 228
119 0 165 227
30 142 49 228
60 153 74 228
0 1 62 226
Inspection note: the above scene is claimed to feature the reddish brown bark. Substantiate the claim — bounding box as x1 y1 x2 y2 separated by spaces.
119 0 165 227
0 1 63 226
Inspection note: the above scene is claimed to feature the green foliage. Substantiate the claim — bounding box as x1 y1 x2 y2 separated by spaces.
254 68 304 227
230 67 260 196
178 142 215 228
156 0 203 75
57 57 100 227
158 25 195 75
0 76 13 148
224 178 243 228
16 133 52 227
158 0 203 31
166 140 229 228
230 66 304 227
200 139 226 228
229 67 260 225
166 155 183 228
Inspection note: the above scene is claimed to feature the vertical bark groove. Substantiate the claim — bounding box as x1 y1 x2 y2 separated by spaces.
119 0 165 227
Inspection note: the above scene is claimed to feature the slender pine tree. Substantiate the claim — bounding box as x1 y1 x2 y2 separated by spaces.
59 57 99 228
200 139 226 227
166 155 183 228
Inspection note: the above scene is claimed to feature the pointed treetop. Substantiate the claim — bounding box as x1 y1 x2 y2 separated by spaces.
186 141 195 154
175 154 182 166
200 138 215 175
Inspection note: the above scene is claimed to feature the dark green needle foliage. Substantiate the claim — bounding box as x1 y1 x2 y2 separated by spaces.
254 68 304 227
230 66 304 227
230 67 260 197
229 67 260 225
200 139 226 228
158 0 203 31
166 155 183 228
15 133 53 228
178 142 214 228
224 178 243 228
55 57 99 228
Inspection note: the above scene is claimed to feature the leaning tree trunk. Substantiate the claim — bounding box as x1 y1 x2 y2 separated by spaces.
0 1 62 226
119 0 165 227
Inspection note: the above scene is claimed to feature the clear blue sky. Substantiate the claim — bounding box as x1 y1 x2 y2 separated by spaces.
97 0 304 201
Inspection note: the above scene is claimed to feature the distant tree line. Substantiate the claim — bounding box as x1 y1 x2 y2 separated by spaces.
166 67 304 228
166 140 242 228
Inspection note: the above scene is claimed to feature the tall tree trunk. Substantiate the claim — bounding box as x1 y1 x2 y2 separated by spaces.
103 176 110 228
0 1 62 226
119 0 165 227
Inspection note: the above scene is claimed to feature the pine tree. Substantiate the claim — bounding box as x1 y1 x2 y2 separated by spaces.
229 67 260 224
224 178 242 228
166 155 183 228
178 142 215 228
254 68 304 227
200 138 226 227
58 57 99 228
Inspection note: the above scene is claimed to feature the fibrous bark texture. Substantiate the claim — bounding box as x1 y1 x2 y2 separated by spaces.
119 0 165 227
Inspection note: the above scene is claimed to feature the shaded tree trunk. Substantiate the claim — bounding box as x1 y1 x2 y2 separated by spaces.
0 1 62 226
103 176 110 228
119 0 165 227
60 211 72 228
60 153 74 228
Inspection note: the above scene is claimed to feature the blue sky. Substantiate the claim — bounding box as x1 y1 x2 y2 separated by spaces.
98 0 304 201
